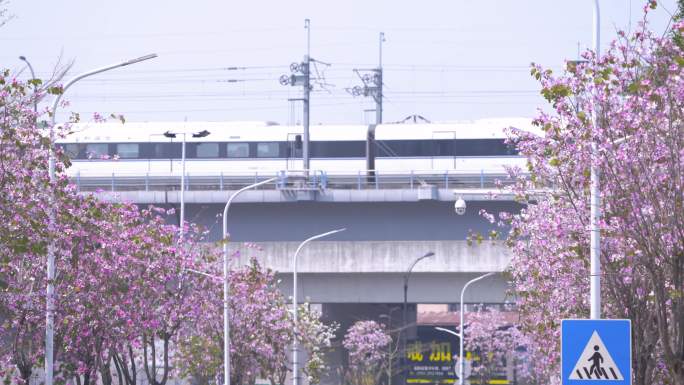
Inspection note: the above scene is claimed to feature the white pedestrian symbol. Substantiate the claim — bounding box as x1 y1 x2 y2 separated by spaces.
569 331 624 381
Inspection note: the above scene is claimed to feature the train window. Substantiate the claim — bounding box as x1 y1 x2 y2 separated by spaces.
375 141 396 157
227 143 249 158
85 143 109 158
436 139 455 156
116 143 139 158
311 141 365 158
455 139 516 156
64 144 81 158
505 140 518 155
152 143 165 158
196 143 219 158
375 139 518 157
257 142 279 158
152 142 182 158
375 140 416 157
456 139 482 156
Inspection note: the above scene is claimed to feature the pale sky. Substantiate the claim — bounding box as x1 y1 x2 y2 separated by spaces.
1 0 678 124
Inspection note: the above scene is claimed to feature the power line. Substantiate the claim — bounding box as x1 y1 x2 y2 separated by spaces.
76 101 365 115
0 27 299 41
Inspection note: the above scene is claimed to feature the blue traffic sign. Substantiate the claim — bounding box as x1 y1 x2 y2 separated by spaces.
561 319 631 385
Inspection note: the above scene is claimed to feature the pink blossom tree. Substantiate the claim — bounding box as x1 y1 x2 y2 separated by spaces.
496 5 684 384
0 70 209 385
176 257 337 385
0 68 76 384
18 196 207 385
342 320 391 385
463 308 529 385
0 69 340 385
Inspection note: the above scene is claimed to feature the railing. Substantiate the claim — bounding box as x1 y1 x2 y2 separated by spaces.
69 169 518 192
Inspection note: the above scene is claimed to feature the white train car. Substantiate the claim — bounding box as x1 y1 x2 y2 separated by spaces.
308 124 368 172
59 121 368 177
371 118 536 174
57 118 536 178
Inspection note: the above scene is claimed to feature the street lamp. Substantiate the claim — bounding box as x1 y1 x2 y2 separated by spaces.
590 0 601 320
435 326 461 338
292 228 346 385
435 327 473 384
222 176 278 385
162 129 211 239
380 313 393 384
18 56 37 113
456 272 495 385
401 251 435 385
380 307 400 385
45 53 157 385
567 2 601 319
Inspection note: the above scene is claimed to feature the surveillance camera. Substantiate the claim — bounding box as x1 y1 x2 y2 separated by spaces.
454 197 466 216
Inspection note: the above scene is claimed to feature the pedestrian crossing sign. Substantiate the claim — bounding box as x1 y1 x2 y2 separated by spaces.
561 319 631 385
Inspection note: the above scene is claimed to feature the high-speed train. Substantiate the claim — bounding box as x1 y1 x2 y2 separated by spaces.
56 118 536 177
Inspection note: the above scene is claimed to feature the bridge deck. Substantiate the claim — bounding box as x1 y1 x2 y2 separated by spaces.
70 169 518 192
73 170 520 203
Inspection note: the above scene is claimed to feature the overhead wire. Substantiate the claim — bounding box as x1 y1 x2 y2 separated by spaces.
77 101 365 114
36 58 544 120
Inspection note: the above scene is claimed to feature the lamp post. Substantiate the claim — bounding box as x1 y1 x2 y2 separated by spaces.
456 272 495 385
222 176 278 385
434 326 463 380
292 228 346 385
18 56 37 113
590 0 601 320
401 251 435 385
162 129 211 239
380 307 400 385
435 326 461 339
45 53 157 385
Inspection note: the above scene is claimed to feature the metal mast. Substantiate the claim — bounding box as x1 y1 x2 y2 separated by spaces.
280 19 312 176
348 32 384 125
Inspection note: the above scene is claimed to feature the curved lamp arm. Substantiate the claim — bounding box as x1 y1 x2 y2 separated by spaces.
292 227 346 385
458 271 496 385
222 176 278 240
50 54 157 128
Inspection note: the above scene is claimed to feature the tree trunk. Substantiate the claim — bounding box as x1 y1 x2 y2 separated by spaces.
112 351 124 385
113 344 138 385
100 354 113 385
143 333 171 385
15 359 32 385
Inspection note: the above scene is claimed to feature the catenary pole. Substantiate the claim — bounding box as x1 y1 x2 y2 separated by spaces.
376 32 384 125
303 19 311 176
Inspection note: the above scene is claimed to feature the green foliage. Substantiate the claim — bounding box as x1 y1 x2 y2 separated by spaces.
47 86 63 95
176 335 223 381
540 83 571 102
